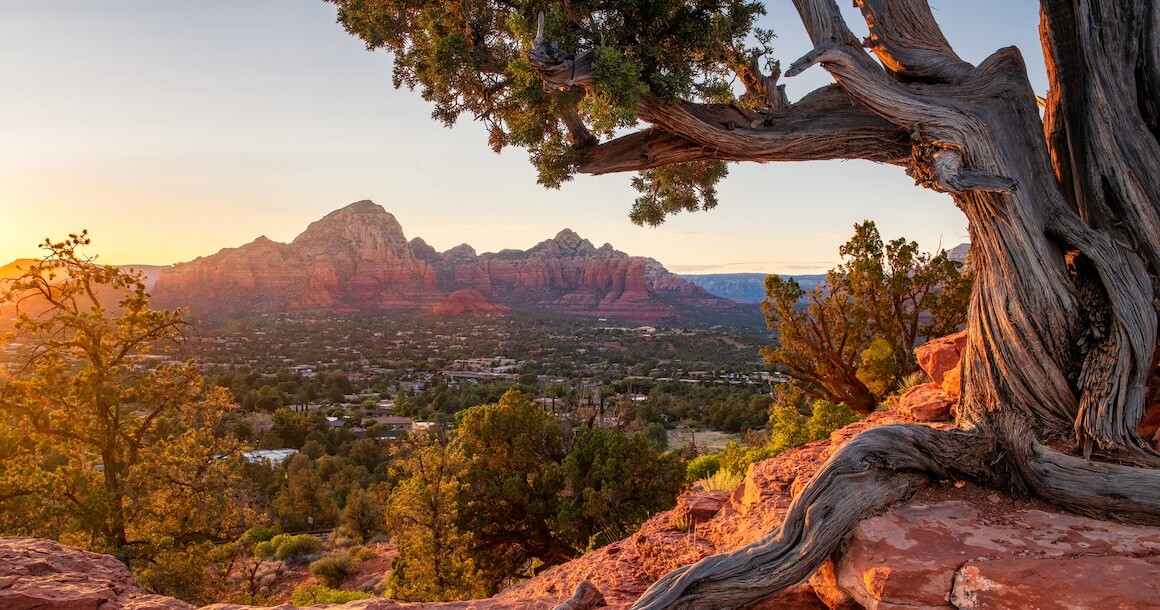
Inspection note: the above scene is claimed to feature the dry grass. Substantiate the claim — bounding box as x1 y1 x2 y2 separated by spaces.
667 427 741 452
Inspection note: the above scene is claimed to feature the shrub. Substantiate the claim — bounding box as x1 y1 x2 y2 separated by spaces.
354 546 378 562
243 526 275 544
767 405 809 454
856 338 904 397
254 533 324 563
686 454 721 482
718 441 777 476
290 584 372 605
806 400 860 442
646 421 669 449
309 553 353 588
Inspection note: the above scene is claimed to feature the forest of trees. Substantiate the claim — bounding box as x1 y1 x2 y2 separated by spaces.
324 0 1160 608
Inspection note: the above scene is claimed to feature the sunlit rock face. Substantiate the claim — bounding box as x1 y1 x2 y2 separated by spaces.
154 203 744 324
418 229 735 323
154 201 437 315
0 537 193 610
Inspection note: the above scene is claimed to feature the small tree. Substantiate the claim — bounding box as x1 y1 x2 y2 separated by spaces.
762 222 968 412
555 426 685 551
338 487 386 543
0 233 251 574
385 431 484 602
455 390 569 591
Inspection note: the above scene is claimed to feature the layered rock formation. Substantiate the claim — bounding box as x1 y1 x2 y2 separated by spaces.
153 201 748 324
153 202 437 315
412 229 734 323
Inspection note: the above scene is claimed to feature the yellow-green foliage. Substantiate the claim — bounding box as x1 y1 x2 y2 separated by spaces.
806 401 860 442
253 534 323 563
686 454 721 482
290 585 372 606
719 441 778 476
768 400 862 455
856 338 903 397
767 405 809 454
698 469 743 492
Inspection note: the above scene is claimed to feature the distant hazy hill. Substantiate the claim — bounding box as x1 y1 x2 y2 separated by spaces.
681 273 827 304
684 242 970 304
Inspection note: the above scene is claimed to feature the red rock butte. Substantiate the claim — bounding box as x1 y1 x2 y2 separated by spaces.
152 200 745 324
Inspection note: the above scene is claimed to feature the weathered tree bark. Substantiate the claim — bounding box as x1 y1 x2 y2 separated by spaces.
527 0 1160 608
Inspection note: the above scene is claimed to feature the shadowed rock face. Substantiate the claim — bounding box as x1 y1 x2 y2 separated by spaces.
152 201 745 324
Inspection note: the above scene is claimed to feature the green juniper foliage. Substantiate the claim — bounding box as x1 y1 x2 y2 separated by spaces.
327 0 769 221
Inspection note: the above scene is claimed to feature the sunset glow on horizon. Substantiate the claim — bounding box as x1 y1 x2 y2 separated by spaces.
1 1 1043 274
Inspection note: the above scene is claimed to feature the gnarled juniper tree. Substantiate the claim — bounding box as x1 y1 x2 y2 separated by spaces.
325 1 1160 607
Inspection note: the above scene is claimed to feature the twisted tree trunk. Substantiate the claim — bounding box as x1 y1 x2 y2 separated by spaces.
529 0 1160 608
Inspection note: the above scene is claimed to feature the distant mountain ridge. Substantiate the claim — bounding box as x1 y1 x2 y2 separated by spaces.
681 273 827 304
150 200 755 325
683 242 970 304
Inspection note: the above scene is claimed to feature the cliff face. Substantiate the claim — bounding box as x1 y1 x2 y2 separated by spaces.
415 229 733 323
152 202 746 324
154 201 439 315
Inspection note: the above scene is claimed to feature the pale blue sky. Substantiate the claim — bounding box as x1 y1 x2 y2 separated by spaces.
0 1 1044 273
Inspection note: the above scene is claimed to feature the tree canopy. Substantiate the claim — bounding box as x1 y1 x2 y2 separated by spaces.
386 389 685 598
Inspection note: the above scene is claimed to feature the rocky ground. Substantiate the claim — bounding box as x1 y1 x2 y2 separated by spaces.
6 332 1160 609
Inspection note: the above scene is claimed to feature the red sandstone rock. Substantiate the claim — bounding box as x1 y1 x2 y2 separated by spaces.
895 383 954 421
154 201 438 315
0 537 191 610
914 330 966 387
675 490 729 521
1140 365 1160 445
431 289 508 316
826 483 1160 609
950 556 1160 609
153 207 737 324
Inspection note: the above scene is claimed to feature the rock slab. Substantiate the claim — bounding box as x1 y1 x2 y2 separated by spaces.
823 485 1160 609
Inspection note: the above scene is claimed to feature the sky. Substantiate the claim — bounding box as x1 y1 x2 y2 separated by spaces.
0 1 1045 274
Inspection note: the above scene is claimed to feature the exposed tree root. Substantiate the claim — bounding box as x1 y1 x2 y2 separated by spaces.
630 424 994 610
1002 420 1160 525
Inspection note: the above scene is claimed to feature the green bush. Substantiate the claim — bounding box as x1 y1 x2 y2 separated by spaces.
856 338 903 397
806 400 860 442
718 441 777 476
290 584 372 605
354 546 378 562
243 526 275 544
309 553 354 588
686 454 721 482
253 533 324 563
767 405 809 454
